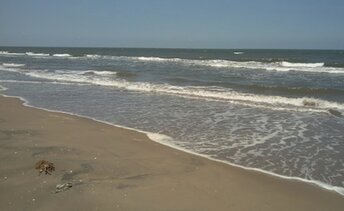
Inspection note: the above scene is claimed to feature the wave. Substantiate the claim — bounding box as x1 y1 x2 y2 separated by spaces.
281 61 324 68
52 53 72 57
146 133 344 196
0 51 71 58
0 92 342 197
1 50 343 73
80 55 344 74
193 60 343 73
2 66 342 112
136 56 182 62
0 84 7 91
245 84 344 96
0 51 25 56
25 52 50 57
81 70 117 76
233 51 244 55
54 70 117 76
2 63 25 67
0 79 88 86
85 54 102 59
89 70 117 76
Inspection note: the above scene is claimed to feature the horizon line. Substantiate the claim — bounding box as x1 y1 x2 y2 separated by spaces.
0 45 343 51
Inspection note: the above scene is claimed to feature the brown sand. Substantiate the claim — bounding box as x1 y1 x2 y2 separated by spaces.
0 95 343 211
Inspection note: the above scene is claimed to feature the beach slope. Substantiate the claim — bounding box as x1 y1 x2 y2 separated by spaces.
0 95 343 211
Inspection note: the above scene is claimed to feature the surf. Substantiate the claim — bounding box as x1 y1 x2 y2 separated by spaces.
1 65 343 113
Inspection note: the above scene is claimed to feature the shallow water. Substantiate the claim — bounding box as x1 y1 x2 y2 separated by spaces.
1 47 344 192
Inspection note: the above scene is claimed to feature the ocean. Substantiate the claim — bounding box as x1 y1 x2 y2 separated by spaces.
1 47 344 194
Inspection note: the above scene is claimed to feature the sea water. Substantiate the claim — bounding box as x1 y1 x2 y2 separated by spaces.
1 47 344 194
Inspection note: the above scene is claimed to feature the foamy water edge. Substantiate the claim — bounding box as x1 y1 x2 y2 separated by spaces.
0 84 343 197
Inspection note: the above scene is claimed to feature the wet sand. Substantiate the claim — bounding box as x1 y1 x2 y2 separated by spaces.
0 95 343 211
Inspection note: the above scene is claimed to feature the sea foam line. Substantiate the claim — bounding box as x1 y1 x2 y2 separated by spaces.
0 51 25 56
281 61 324 68
2 63 26 67
0 79 89 86
22 71 344 111
82 55 343 74
0 88 343 197
52 53 72 57
34 77 344 109
25 52 50 57
1 51 344 73
1 65 343 113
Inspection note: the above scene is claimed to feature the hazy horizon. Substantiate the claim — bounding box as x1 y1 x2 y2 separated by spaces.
1 45 344 51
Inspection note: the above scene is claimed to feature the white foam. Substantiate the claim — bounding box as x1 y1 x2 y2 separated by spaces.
25 52 50 57
54 70 116 76
137 56 175 62
29 54 342 74
0 84 8 91
1 87 343 197
1 64 343 112
2 63 25 67
13 69 344 112
0 51 25 56
52 54 72 57
107 56 344 74
146 133 344 196
233 52 244 55
85 54 102 59
1 51 342 74
281 61 324 68
0 79 83 86
194 60 343 73
91 71 117 76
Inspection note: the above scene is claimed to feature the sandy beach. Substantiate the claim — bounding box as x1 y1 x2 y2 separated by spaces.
0 95 343 211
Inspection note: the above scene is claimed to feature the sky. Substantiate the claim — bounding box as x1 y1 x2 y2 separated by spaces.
0 0 343 49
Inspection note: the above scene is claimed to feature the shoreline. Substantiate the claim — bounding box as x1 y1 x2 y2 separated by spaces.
0 94 344 210
1 89 344 197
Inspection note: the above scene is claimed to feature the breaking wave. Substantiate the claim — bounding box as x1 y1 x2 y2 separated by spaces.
281 61 324 68
25 52 50 57
0 51 25 56
1 50 343 73
83 70 117 76
1 65 343 112
52 53 72 57
233 51 244 55
2 63 26 67
85 54 102 59
185 60 342 73
55 70 116 76
136 56 181 62
80 56 344 74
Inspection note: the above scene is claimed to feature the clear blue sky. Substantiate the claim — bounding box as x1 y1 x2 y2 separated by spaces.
1 0 343 49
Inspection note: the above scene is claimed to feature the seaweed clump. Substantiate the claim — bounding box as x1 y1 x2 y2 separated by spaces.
35 160 55 175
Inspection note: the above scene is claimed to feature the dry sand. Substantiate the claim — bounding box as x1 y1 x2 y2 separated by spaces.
0 95 343 211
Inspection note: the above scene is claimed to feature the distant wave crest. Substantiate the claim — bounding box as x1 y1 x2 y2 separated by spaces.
0 51 25 56
1 64 343 112
52 54 72 57
233 51 244 55
2 63 26 67
280 61 324 68
79 70 117 76
81 55 344 74
85 54 102 59
1 50 344 73
26 52 50 57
